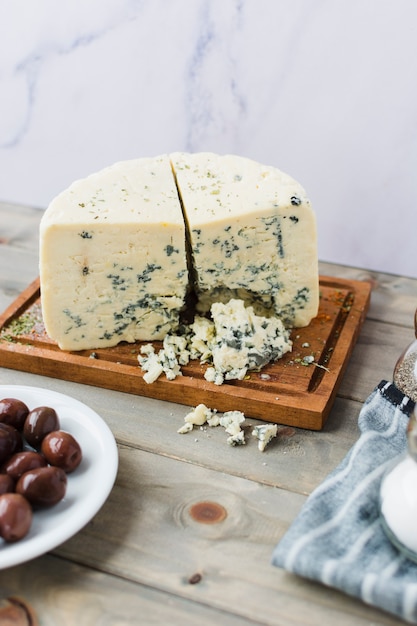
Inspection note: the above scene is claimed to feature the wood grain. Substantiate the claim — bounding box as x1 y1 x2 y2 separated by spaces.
0 202 414 626
0 276 371 429
0 554 259 626
50 443 401 626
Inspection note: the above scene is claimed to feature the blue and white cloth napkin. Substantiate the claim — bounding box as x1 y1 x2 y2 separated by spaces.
272 381 417 623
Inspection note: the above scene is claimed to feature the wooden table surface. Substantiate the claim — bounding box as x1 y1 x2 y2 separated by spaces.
0 201 415 625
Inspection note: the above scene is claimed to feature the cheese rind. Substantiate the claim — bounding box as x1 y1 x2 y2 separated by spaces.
39 156 188 350
170 152 319 326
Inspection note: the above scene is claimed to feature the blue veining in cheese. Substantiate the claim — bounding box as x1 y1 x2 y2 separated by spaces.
204 299 292 385
170 152 319 326
252 424 278 451
138 298 292 386
40 155 188 350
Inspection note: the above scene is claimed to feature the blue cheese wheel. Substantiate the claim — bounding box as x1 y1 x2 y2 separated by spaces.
40 152 319 351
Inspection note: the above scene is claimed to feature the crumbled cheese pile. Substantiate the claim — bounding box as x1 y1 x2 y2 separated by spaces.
138 298 292 385
177 403 278 451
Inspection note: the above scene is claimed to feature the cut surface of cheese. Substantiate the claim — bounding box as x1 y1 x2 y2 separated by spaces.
39 155 188 351
40 152 319 352
171 151 318 326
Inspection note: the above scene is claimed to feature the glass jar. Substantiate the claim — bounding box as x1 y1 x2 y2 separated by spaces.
393 308 417 402
380 309 417 561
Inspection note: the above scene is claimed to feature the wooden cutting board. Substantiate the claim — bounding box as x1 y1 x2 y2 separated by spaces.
0 276 371 430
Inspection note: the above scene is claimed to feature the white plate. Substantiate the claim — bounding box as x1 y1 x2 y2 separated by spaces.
0 385 118 569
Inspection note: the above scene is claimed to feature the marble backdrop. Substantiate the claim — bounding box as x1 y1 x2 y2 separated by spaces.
0 0 416 278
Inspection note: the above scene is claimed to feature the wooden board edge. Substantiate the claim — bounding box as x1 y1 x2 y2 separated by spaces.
0 275 372 430
0 278 41 326
307 275 371 393
0 341 344 430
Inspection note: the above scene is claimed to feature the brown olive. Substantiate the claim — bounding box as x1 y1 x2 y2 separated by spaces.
0 474 15 495
0 493 32 542
0 427 20 466
41 430 82 473
0 423 23 456
23 406 60 448
16 466 67 507
0 398 29 431
2 451 47 481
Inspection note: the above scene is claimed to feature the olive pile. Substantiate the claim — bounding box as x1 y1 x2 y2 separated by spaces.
0 397 82 543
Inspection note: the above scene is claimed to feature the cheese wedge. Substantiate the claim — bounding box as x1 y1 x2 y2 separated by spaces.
39 155 188 350
171 152 318 326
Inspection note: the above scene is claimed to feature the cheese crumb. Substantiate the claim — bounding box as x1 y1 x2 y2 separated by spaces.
227 431 246 447
219 411 245 435
177 403 217 433
252 424 278 451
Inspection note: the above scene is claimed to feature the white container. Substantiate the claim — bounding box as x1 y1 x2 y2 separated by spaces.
393 309 417 403
380 454 417 562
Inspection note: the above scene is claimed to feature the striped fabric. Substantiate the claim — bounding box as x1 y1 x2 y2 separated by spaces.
272 381 417 623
